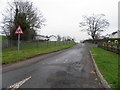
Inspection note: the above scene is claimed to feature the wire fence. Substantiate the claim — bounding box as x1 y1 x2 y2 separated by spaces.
2 39 74 50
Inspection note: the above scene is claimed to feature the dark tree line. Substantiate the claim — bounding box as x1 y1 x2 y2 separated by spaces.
1 0 46 41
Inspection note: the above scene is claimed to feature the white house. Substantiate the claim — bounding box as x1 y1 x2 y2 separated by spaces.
35 35 48 41
34 35 57 41
109 30 120 38
49 37 57 41
49 35 57 41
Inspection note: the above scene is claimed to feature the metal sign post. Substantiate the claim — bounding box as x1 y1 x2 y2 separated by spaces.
18 34 20 52
15 25 23 52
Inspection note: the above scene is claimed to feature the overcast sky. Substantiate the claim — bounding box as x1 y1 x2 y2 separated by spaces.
0 0 119 41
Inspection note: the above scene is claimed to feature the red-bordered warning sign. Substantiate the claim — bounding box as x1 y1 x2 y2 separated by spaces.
15 25 23 34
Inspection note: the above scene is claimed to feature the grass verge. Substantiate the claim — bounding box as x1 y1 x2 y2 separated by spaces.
3 41 76 64
90 47 118 89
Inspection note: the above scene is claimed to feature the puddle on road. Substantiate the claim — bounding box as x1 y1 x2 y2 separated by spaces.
46 61 102 88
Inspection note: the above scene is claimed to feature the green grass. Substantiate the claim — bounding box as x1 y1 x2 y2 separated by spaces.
0 35 2 41
3 41 76 64
90 48 118 89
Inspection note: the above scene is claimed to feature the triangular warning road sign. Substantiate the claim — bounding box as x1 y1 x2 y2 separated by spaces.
15 26 23 34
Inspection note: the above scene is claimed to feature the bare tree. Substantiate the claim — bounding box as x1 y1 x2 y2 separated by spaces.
1 0 46 40
79 14 109 40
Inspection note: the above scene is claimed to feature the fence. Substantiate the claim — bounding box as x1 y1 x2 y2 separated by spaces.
84 38 120 54
2 39 74 49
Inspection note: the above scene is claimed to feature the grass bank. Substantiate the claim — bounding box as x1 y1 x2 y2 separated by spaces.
0 35 2 41
3 41 76 64
90 48 118 89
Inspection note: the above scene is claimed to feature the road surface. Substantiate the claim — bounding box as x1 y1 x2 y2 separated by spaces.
2 43 103 89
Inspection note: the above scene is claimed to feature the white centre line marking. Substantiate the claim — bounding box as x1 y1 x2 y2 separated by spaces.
8 76 31 89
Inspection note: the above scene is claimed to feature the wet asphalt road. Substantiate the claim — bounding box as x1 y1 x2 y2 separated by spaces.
2 43 103 88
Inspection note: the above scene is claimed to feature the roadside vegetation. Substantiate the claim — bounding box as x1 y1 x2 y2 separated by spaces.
0 36 2 41
90 47 118 89
3 41 76 64
0 36 1 63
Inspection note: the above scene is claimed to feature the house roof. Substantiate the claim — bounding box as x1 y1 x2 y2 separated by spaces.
112 31 117 35
35 35 48 38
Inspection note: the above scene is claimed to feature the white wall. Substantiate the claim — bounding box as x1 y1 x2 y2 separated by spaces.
49 37 57 41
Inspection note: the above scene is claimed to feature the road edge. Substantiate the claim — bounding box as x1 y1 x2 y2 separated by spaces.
2 44 76 72
89 50 111 89
3 44 76 65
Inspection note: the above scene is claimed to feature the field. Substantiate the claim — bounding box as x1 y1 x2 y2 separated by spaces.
3 41 76 64
90 48 118 89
